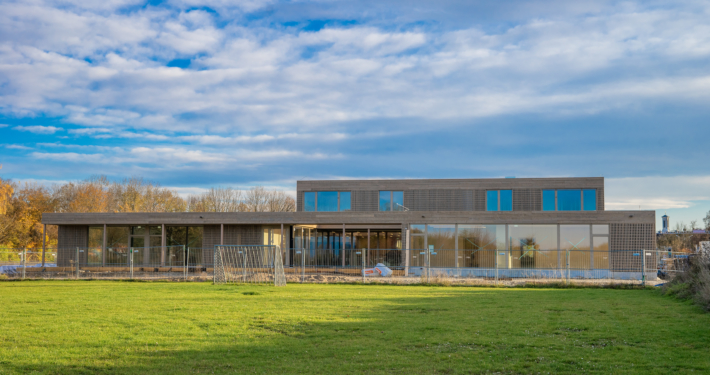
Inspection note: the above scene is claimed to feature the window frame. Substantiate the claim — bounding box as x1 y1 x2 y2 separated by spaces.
379 190 404 212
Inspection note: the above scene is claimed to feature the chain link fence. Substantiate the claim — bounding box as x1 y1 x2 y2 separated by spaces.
1 247 692 286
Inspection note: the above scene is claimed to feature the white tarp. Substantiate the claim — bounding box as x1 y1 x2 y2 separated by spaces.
362 263 393 277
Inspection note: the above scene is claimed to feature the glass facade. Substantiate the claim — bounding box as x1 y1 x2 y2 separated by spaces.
303 192 316 212
317 191 338 212
379 191 391 211
340 192 351 211
583 189 597 211
500 190 512 211
486 190 498 211
557 190 581 211
509 225 558 268
458 225 505 268
393 191 404 211
544 189 596 211
542 190 555 211
378 191 403 211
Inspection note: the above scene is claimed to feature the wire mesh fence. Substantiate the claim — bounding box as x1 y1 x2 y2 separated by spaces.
0 247 692 286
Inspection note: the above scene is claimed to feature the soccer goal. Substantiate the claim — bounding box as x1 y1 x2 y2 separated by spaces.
213 245 286 286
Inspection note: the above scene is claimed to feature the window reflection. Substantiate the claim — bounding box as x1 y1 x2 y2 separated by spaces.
542 190 555 211
317 191 338 212
500 190 512 211
303 192 315 212
393 191 404 211
340 192 351 211
379 191 392 211
509 225 558 269
458 225 504 268
557 190 581 211
486 190 498 211
583 189 596 211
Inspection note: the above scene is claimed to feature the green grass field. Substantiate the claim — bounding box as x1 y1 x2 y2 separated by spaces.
1 282 709 374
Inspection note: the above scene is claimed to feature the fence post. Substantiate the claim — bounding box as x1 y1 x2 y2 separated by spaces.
76 247 80 279
642 249 646 287
301 250 304 284
495 250 498 286
130 247 134 280
185 246 189 282
426 247 430 285
362 250 366 284
22 248 26 280
566 250 570 285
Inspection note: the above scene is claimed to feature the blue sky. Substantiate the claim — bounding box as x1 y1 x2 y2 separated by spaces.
1 0 709 228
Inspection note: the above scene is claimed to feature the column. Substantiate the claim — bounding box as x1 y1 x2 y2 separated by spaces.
42 224 47 266
160 224 166 267
220 224 224 245
367 228 370 267
342 224 346 267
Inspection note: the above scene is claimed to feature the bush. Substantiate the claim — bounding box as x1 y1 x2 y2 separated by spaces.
662 253 710 311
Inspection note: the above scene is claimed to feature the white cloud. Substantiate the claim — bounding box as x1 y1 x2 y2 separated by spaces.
606 176 710 210
13 125 62 134
0 124 8 128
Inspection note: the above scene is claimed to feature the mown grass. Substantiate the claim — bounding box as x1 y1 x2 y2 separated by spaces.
0 281 709 374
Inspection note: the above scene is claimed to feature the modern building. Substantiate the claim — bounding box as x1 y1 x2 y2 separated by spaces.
42 177 656 278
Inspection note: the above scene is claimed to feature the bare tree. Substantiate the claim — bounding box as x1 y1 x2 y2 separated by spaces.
188 187 244 212
244 186 269 212
266 190 296 212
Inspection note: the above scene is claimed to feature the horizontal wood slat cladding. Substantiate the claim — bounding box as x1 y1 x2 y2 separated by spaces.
203 225 263 249
513 189 542 211
473 190 486 211
57 225 88 266
405 190 473 211
597 189 605 210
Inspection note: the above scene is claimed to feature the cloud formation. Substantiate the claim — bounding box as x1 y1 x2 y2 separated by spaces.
13 125 62 134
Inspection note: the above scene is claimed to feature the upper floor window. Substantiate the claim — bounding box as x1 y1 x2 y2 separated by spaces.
303 191 351 212
379 191 404 211
542 189 596 211
486 190 512 211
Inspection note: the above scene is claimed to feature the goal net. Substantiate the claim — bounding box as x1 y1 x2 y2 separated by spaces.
213 245 286 286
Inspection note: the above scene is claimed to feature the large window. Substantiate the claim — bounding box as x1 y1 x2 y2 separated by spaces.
458 225 505 268
486 190 512 211
542 189 597 211
304 192 316 212
303 191 351 212
317 191 338 212
509 225 558 268
379 191 404 211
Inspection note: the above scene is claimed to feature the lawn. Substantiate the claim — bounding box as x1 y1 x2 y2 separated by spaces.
0 282 709 374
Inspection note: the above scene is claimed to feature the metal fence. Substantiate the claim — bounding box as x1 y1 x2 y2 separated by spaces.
0 247 693 286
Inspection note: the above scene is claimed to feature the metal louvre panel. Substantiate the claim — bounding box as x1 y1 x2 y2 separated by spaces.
512 189 542 211
404 189 472 211
351 190 378 211
296 191 304 212
609 223 656 272
597 188 605 210
473 190 486 211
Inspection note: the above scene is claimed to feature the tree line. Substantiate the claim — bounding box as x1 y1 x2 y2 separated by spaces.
0 174 295 248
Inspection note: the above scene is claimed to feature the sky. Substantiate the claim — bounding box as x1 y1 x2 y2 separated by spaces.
0 0 709 229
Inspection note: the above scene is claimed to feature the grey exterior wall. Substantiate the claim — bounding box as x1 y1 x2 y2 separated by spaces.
297 177 605 212
57 225 88 266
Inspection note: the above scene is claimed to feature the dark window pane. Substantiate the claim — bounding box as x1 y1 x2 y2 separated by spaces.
88 227 103 248
486 190 498 211
150 226 162 235
542 190 555 211
317 191 338 212
106 227 129 249
500 190 512 211
130 226 145 235
557 190 581 211
303 192 315 212
379 191 391 211
393 191 404 211
166 226 187 246
188 227 203 248
583 189 596 211
339 192 351 211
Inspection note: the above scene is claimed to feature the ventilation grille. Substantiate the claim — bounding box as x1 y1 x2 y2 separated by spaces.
404 190 473 211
